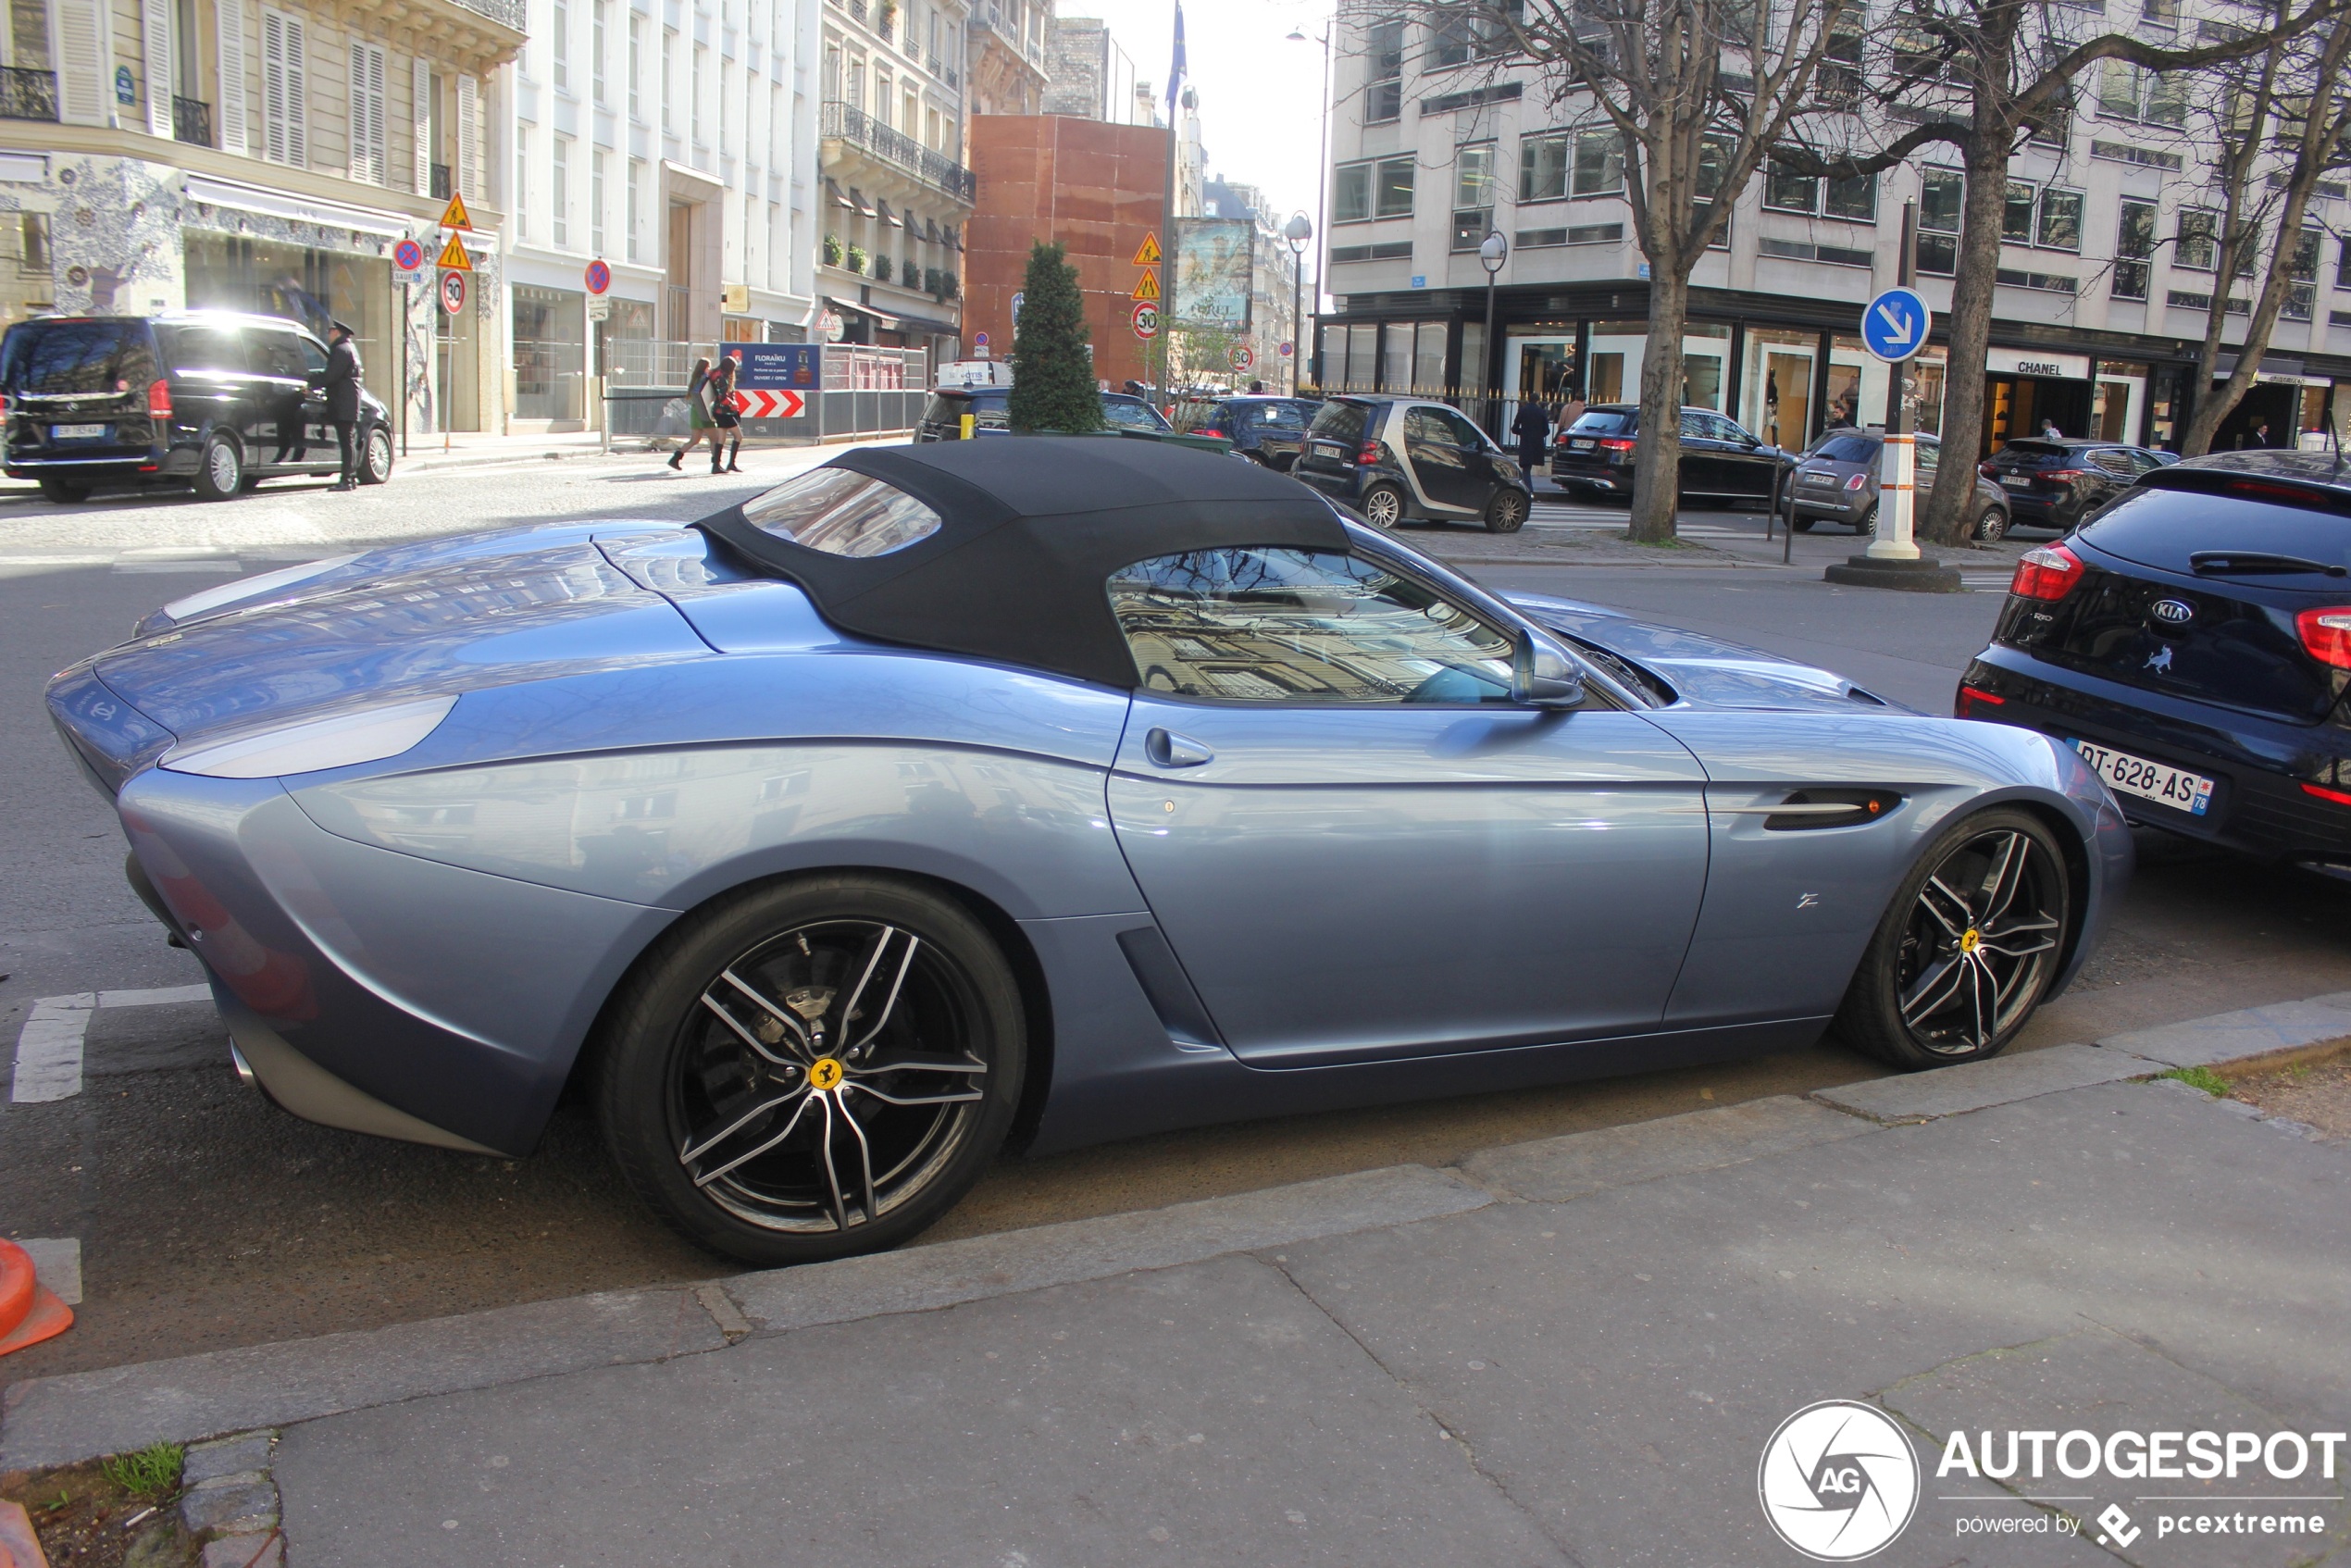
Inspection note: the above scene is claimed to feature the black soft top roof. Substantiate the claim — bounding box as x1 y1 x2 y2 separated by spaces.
693 435 1348 689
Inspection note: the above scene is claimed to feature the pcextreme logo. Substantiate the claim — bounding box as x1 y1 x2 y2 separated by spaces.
1758 1400 1922 1561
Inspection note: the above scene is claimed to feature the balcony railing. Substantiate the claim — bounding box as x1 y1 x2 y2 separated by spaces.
969 4 1045 70
431 163 452 200
821 100 976 204
0 66 56 122
173 95 213 146
453 0 527 28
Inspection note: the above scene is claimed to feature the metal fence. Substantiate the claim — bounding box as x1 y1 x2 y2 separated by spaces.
603 344 929 445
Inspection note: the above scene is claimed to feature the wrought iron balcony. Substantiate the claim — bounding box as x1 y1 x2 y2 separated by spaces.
453 0 527 28
0 66 57 122
431 163 452 200
821 100 976 204
173 95 213 146
968 3 1046 70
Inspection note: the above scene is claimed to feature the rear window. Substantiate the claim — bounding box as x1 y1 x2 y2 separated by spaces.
1309 401 1369 442
968 389 1009 430
1993 441 2070 466
1101 396 1169 431
1254 402 1311 431
1568 410 1634 435
1 319 156 395
1810 435 1877 463
740 467 942 557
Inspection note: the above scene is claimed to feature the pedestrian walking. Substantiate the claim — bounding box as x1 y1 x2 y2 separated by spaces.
667 356 714 470
708 355 743 474
325 321 363 492
2250 418 2275 448
1511 397 1551 484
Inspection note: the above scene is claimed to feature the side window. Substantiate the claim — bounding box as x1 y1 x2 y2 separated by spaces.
1437 408 1487 448
297 336 330 376
1402 407 1450 446
1915 439 1941 474
1679 409 1710 441
1106 547 1515 704
249 330 305 379
1711 414 1758 445
2088 449 2134 478
160 328 247 375
2123 449 2164 475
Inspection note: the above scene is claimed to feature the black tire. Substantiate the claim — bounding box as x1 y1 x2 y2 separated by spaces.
1485 487 1529 533
1972 505 2009 542
193 433 243 502
1834 808 2072 1070
1790 515 1815 533
1358 482 1405 529
593 874 1026 1266
36 477 90 504
358 424 394 485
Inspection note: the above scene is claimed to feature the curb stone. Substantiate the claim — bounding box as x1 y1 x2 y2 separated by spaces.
1809 1040 2161 1124
178 1431 282 1568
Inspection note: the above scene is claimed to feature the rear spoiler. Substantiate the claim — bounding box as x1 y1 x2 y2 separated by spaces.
2135 464 2351 517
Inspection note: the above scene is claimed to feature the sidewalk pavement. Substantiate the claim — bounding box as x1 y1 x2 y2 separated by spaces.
6 999 2350 1566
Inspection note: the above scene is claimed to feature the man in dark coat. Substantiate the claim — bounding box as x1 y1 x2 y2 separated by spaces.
1511 397 1551 483
325 321 364 491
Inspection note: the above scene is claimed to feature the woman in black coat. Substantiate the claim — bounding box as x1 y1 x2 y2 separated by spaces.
1511 398 1551 482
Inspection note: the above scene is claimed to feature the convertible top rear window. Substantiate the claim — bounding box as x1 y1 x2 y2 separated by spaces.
738 467 943 558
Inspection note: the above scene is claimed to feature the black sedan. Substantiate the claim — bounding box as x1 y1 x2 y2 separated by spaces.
1551 404 1795 506
1978 439 2176 532
1957 452 2351 878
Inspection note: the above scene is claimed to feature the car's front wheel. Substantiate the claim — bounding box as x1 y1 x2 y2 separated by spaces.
1790 516 1815 533
36 477 90 504
1358 482 1405 529
358 424 394 484
1835 808 2071 1069
193 433 243 502
1485 487 1528 533
1972 504 2009 542
594 874 1026 1266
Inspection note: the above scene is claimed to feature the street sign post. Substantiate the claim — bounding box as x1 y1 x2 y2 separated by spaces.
1278 341 1294 358
436 232 473 271
1860 286 1930 364
585 258 611 295
1010 291 1024 324
392 237 425 272
440 270 466 315
440 193 473 231
1228 342 1254 373
973 330 989 358
1131 301 1159 339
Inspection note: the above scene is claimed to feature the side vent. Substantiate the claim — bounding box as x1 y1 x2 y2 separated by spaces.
1115 927 1226 1052
1760 789 1904 831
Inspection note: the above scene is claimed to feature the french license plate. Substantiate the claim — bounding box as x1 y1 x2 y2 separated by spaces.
1801 472 1838 487
1312 441 1345 457
51 423 106 441
2000 475 2034 490
2071 739 2214 816
1568 438 1596 450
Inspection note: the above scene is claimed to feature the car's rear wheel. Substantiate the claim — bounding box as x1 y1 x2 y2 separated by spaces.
1972 504 2009 542
594 874 1026 1266
36 477 90 504
1359 482 1405 529
1835 808 2071 1069
193 433 243 502
1485 487 1528 533
358 424 394 485
1790 515 1815 533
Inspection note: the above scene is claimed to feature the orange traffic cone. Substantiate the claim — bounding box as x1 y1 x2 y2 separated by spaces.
0 1239 71 1358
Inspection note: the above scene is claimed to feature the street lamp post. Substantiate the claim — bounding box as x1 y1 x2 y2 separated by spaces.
1479 230 1507 435
1283 212 1312 395
1287 23 1332 388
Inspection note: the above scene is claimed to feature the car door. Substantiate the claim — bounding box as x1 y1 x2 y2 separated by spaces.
1399 405 1480 514
292 331 335 464
1101 543 1711 1067
1705 413 1776 501
241 328 310 471
1434 406 1509 508
1676 409 1730 498
152 322 247 451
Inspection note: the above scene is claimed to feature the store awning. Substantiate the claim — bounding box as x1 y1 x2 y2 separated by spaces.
825 178 852 210
829 297 961 339
182 174 411 241
875 198 900 230
924 218 940 245
846 186 877 218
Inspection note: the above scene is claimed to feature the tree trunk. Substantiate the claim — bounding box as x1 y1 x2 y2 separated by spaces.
1627 269 1688 542
1919 137 2014 547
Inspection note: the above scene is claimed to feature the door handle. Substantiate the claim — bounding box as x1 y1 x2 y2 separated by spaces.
1144 728 1213 768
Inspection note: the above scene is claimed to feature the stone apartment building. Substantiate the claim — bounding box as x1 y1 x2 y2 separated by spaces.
1314 4 2351 453
0 0 522 432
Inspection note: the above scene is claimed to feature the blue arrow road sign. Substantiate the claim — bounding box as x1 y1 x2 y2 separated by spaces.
1861 286 1932 363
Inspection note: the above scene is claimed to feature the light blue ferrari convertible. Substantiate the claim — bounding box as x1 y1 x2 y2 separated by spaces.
47 439 2131 1264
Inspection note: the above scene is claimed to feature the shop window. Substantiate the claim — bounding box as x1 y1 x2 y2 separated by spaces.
1572 130 1623 197
2112 199 2155 299
513 283 588 422
1521 131 1568 203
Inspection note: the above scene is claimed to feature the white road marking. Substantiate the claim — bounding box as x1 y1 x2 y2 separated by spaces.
10 984 216 1103
17 1238 81 1304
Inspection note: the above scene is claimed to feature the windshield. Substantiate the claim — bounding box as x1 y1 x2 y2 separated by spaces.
1 319 156 395
1101 396 1172 431
1810 435 1877 464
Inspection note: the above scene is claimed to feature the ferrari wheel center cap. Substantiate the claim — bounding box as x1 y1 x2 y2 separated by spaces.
1959 927 1982 954
809 1057 845 1091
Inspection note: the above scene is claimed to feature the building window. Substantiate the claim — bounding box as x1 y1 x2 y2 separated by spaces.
516 125 529 236
593 0 609 104
592 152 606 255
2002 180 2035 242
553 135 570 248
628 14 641 118
627 157 642 261
2337 233 2351 289
692 44 707 141
2098 61 2186 126
1520 131 1568 203
1365 19 1403 124
2113 199 2155 299
554 0 570 92
1824 172 1876 222
2035 188 2083 250
2285 229 2320 319
663 27 676 131
1916 168 1961 275
1336 156 1415 222
1763 159 1816 213
2175 207 2218 270
1763 166 1873 220
260 6 307 168
1572 130 1623 197
1452 144 1496 252
346 42 386 186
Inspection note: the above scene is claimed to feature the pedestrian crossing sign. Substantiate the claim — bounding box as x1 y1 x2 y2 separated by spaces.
436 231 473 271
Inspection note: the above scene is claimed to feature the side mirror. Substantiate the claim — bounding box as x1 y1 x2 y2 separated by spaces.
1514 629 1586 708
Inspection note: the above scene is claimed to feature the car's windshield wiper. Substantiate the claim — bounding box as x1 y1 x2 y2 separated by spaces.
2188 551 2348 578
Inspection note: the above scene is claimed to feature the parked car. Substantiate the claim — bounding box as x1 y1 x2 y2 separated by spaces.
915 387 1204 444
1550 404 1797 506
51 439 2125 1265
1291 395 1532 531
1784 429 2014 541
1977 438 2177 533
1958 451 2351 877
0 311 394 503
1171 395 1322 469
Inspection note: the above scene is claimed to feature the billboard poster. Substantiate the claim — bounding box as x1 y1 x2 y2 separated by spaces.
1173 218 1253 331
731 342 822 390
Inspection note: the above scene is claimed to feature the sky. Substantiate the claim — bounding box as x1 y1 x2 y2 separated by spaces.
1062 0 1339 235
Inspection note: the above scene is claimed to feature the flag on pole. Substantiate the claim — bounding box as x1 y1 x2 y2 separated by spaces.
1166 1 1187 118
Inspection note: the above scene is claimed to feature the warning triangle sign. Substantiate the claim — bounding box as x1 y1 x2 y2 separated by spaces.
1131 268 1161 301
440 193 473 231
1133 232 1162 267
436 231 474 271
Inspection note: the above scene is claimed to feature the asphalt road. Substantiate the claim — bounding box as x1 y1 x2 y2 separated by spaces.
5 456 2348 1385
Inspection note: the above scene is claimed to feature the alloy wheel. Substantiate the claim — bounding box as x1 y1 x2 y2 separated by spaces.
1893 828 2063 1055
208 441 240 492
665 918 991 1234
1361 485 1403 529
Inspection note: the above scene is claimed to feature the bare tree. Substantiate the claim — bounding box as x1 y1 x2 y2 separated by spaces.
2179 8 2351 453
